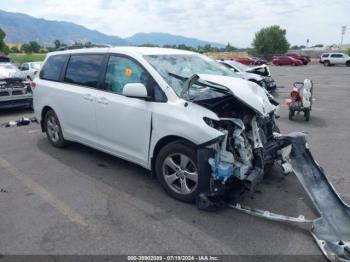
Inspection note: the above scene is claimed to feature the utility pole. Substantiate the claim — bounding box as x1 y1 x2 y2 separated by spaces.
340 26 346 48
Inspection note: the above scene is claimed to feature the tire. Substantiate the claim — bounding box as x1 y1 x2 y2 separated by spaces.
324 60 330 67
44 110 68 148
305 110 310 121
155 141 200 202
346 61 350 67
289 109 294 120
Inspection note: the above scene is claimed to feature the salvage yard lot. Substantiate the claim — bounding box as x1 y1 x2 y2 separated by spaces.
0 65 349 259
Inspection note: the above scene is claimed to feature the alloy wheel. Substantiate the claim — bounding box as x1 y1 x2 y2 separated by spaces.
162 153 198 195
47 115 60 143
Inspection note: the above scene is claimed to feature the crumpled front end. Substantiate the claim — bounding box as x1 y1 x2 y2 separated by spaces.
189 75 349 261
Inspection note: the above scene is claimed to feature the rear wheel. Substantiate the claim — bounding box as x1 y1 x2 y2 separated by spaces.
346 61 350 67
156 141 200 202
44 110 68 148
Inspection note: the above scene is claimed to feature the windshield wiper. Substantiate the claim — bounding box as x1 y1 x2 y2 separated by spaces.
168 72 188 81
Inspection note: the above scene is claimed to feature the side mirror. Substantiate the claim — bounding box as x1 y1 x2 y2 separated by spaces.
122 83 150 100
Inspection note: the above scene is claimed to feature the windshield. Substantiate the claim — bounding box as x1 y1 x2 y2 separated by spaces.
144 54 238 95
226 60 249 72
30 62 42 69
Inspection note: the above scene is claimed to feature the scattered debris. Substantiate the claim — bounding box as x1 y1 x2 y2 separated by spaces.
1 117 37 128
0 188 8 193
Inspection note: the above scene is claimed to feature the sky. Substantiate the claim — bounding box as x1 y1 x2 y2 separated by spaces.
0 0 349 47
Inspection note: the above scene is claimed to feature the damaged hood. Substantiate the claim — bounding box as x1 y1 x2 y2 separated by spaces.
246 64 271 77
198 74 275 116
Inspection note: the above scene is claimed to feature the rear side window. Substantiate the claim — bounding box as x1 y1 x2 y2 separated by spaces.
330 54 343 58
322 54 329 57
64 54 104 88
40 55 67 81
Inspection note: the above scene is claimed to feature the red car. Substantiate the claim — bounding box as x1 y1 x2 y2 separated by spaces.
236 57 268 65
251 57 268 65
235 57 255 65
272 56 303 66
285 53 310 65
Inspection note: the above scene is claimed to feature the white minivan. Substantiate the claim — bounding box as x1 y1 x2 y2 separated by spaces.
34 47 285 202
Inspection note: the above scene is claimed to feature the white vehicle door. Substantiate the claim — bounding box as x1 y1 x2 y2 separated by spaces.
330 54 342 64
58 54 105 145
95 55 157 166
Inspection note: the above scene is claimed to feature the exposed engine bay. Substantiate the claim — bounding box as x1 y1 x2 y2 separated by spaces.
183 74 350 261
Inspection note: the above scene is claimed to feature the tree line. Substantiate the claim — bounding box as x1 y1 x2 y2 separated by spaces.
1 25 307 59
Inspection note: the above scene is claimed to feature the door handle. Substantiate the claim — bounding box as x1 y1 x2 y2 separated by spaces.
83 94 94 102
97 97 109 105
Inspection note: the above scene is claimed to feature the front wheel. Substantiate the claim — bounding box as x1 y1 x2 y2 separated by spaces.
324 60 330 67
156 141 200 202
346 61 350 67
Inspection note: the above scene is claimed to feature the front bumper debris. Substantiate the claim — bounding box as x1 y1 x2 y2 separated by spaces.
230 132 350 261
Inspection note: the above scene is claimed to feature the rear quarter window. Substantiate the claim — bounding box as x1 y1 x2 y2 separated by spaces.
64 54 104 88
330 54 343 58
40 55 68 81
322 54 329 57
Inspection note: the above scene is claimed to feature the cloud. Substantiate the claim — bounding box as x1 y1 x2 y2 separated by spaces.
1 0 349 47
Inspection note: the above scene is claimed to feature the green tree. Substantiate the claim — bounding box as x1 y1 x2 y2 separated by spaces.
224 43 237 52
0 27 6 54
3 45 10 55
347 48 350 56
252 25 290 59
54 40 61 50
202 44 213 53
21 43 32 53
10 46 20 53
29 41 41 53
138 43 159 47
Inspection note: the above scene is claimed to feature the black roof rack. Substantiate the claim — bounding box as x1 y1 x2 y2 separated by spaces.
57 44 112 51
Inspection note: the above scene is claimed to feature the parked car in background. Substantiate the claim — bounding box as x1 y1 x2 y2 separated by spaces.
235 57 254 65
0 63 32 109
272 56 303 66
0 56 10 63
320 53 350 67
17 62 42 80
251 57 268 65
285 53 310 65
219 60 276 91
236 57 267 66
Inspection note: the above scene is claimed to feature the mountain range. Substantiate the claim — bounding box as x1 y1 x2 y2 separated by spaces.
0 9 224 48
